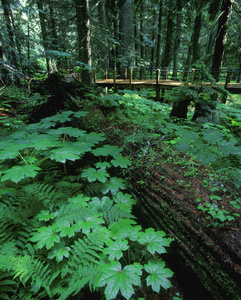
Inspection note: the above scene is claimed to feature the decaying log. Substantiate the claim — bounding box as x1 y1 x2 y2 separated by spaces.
130 150 241 300
29 73 83 122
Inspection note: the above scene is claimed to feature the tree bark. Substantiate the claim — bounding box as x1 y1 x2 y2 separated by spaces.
98 0 109 72
1 0 19 69
37 0 52 72
155 0 163 69
192 8 203 64
74 0 92 85
161 0 174 77
211 0 232 82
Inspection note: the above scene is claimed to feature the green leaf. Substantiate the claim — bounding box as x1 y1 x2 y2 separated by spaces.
77 215 105 234
103 238 129 261
110 219 141 241
96 261 142 300
138 228 171 254
78 132 105 144
95 162 111 169
50 145 85 163
29 225 60 250
113 192 136 206
101 177 126 195
1 165 41 183
144 260 173 292
48 126 86 138
36 210 57 221
81 168 110 183
111 155 132 168
92 145 122 157
48 241 71 262
57 221 80 238
68 194 90 206
0 147 19 160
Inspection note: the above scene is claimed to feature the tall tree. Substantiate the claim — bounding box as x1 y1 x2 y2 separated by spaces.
74 0 92 84
211 0 232 82
161 0 175 75
1 0 19 69
37 0 52 72
155 0 163 69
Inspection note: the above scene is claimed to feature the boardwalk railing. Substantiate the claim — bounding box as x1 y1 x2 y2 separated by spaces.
95 67 241 84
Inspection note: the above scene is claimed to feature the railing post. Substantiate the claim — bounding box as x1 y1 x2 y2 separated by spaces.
225 69 232 89
191 68 195 80
156 69 160 101
129 68 133 89
165 67 169 80
125 68 127 80
113 69 117 92
105 69 108 80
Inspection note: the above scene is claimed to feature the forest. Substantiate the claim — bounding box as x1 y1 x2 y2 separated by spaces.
0 0 241 299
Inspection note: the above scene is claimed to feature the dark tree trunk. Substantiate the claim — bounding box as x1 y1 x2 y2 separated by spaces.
170 97 192 119
37 0 52 72
211 0 232 82
150 8 157 78
98 0 109 72
155 0 163 69
192 9 202 64
75 0 92 85
1 0 19 70
172 1 183 79
161 0 174 77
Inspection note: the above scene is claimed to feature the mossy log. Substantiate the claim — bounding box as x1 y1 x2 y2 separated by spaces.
130 152 241 300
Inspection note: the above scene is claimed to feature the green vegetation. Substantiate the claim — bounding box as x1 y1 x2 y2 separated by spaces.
0 109 173 299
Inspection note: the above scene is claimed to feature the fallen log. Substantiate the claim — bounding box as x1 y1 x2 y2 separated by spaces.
130 148 241 300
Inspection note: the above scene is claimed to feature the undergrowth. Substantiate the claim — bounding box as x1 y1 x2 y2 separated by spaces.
0 110 173 299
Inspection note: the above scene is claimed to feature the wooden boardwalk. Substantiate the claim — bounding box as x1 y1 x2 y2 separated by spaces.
94 68 241 94
95 79 241 94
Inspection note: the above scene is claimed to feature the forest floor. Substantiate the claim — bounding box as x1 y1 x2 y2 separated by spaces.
80 96 241 299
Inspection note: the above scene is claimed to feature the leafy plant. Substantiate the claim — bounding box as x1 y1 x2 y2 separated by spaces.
0 110 173 299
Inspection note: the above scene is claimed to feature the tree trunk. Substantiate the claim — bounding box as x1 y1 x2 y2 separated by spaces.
211 0 232 82
75 0 92 85
192 9 202 65
150 8 157 78
37 0 52 72
139 0 145 79
155 0 163 69
98 0 109 72
130 159 241 300
1 0 19 69
172 1 183 79
120 0 135 68
161 0 174 77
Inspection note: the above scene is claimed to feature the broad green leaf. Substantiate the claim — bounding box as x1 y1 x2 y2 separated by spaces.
1 165 41 183
101 177 126 195
100 196 113 211
95 162 111 169
36 210 57 221
92 145 122 157
96 261 142 300
103 238 129 260
81 168 110 183
138 228 171 254
29 225 60 250
77 214 104 234
110 219 141 241
50 145 83 163
57 221 80 238
113 192 136 206
111 155 132 168
0 148 19 160
48 241 70 262
144 260 173 292
68 194 90 206
72 111 89 118
78 132 105 144
31 134 59 150
48 127 86 138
